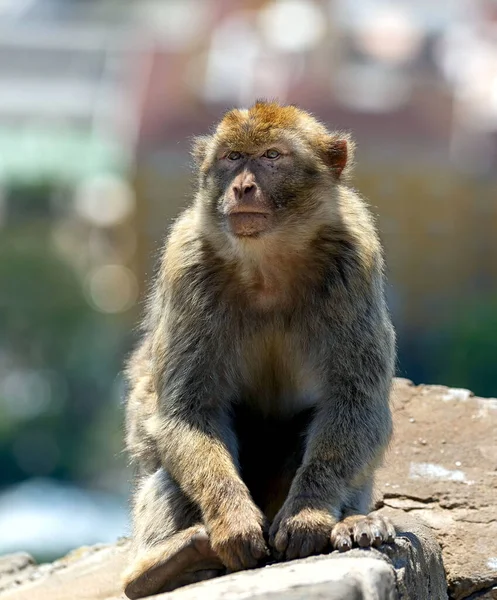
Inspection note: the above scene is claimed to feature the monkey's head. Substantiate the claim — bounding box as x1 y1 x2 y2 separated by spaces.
193 101 354 240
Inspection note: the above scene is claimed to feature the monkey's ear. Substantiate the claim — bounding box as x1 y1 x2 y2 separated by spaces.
191 135 210 167
322 134 355 181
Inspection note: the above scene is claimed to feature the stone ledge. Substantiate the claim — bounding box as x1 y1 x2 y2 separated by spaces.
0 508 446 600
1 379 496 599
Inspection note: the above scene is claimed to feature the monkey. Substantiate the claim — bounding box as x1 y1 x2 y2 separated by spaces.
122 101 396 599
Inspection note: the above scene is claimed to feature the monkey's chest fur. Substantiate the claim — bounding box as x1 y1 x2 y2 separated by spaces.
231 325 321 518
238 325 320 416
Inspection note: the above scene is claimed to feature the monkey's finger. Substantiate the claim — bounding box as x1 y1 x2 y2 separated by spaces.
296 533 325 559
369 520 388 548
383 516 396 544
335 536 353 552
353 521 374 548
237 554 257 570
331 532 352 553
242 539 269 566
285 532 305 561
222 551 244 572
213 540 244 572
252 540 271 561
229 535 268 570
286 531 328 561
330 523 353 553
272 527 289 554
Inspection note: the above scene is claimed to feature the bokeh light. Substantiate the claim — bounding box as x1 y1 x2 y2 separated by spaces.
258 0 326 52
85 264 138 314
74 175 135 228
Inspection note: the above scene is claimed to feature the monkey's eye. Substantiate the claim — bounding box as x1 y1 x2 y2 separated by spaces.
227 151 242 161
264 149 280 159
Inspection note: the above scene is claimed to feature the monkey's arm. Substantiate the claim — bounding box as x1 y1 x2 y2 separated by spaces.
270 308 394 559
149 301 269 571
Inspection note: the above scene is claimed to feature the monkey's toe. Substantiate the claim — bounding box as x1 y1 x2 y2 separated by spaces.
123 528 224 599
330 514 396 553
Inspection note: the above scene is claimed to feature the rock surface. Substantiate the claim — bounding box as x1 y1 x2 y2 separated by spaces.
1 379 496 599
0 542 129 600
376 379 497 600
0 509 446 600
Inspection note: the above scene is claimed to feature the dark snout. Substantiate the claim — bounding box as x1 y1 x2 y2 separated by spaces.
224 171 273 237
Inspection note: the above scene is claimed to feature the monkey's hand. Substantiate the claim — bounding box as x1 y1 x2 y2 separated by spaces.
208 500 269 571
269 504 335 561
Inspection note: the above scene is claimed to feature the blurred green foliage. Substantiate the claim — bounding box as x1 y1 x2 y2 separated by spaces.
0 181 128 489
424 298 497 399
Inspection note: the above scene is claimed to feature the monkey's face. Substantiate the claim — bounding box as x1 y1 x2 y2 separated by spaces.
213 142 307 238
194 102 353 240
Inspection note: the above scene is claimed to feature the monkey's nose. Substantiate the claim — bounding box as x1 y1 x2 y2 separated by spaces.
233 183 256 201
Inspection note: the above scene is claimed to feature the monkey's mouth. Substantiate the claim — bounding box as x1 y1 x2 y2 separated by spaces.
227 213 273 237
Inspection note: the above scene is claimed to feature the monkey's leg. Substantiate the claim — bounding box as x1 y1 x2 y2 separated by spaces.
330 479 396 552
123 469 225 600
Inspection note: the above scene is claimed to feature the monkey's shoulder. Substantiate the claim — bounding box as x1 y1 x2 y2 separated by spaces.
311 221 383 297
162 208 202 271
160 208 226 288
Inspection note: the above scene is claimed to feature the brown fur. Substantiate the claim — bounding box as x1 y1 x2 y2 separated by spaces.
122 101 396 598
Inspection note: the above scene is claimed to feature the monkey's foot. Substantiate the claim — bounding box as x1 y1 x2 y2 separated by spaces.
123 526 225 599
330 514 396 553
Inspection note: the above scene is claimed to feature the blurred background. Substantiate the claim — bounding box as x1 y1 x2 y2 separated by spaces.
0 0 496 564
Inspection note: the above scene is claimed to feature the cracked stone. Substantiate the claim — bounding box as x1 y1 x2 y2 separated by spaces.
376 379 497 599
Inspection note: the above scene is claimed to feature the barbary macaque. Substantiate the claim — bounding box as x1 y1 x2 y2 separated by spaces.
122 101 396 599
